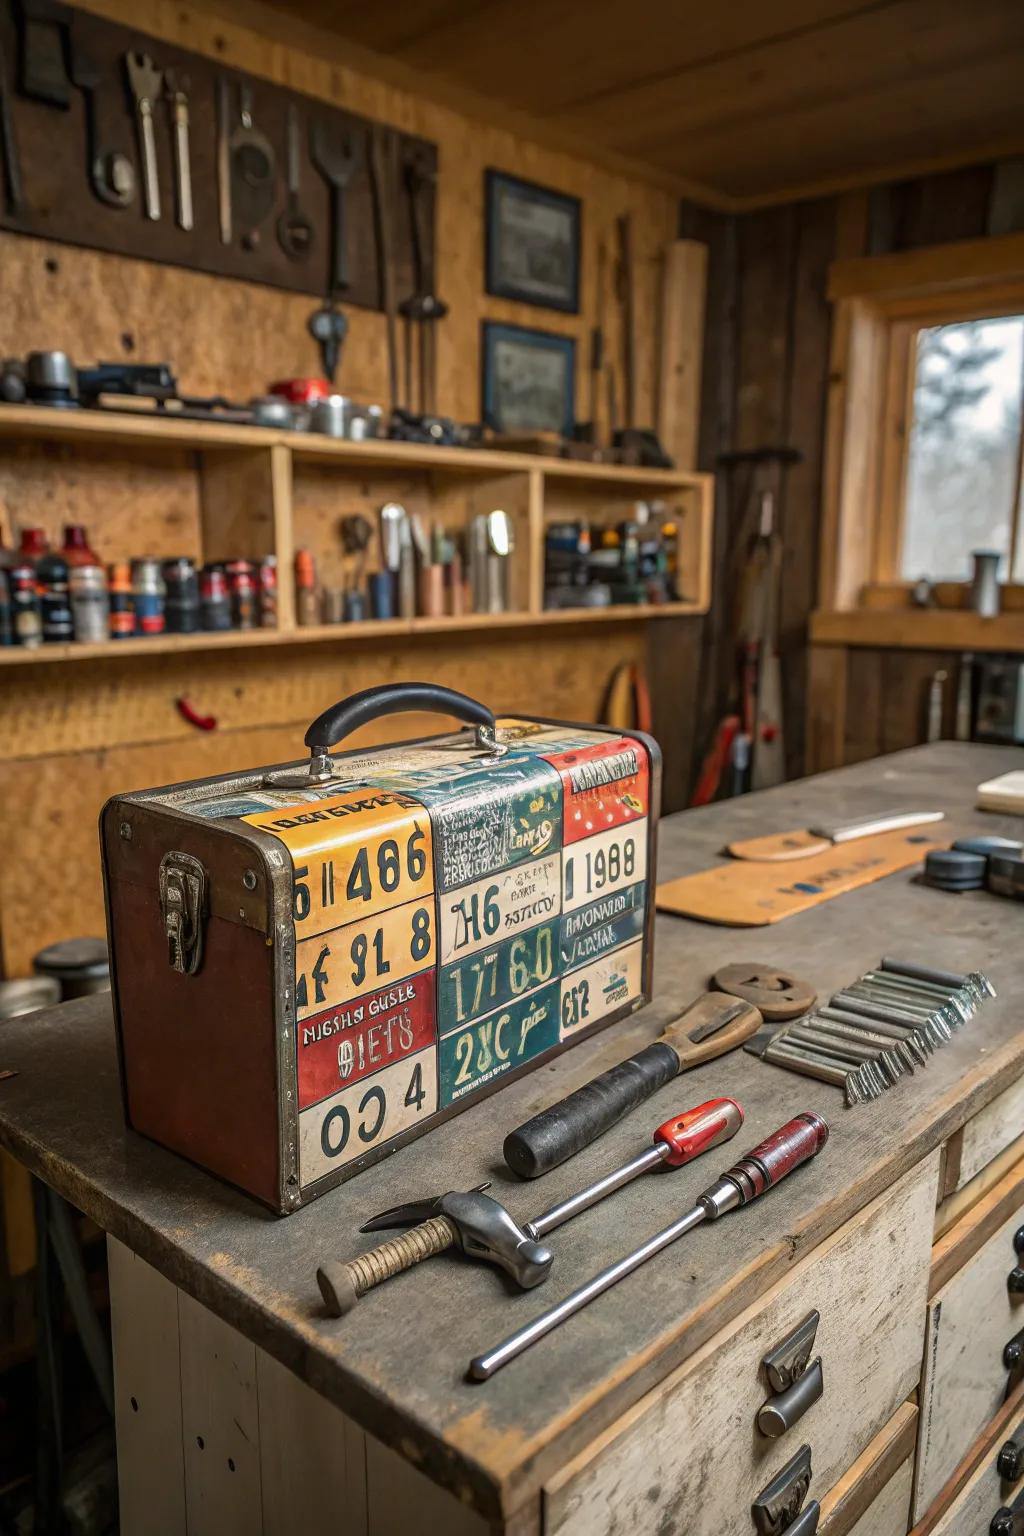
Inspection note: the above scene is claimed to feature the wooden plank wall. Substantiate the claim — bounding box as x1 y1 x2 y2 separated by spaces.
683 159 1024 785
0 0 700 978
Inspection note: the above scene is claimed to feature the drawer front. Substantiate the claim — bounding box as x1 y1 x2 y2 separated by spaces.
915 1197 1024 1518
544 1154 938 1536
954 1076 1024 1195
845 1458 912 1536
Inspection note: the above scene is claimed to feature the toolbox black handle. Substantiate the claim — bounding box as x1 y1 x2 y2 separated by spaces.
305 683 497 754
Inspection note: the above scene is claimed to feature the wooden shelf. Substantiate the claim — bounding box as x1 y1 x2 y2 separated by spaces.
0 404 713 666
0 404 708 489
811 607 1024 652
0 602 701 667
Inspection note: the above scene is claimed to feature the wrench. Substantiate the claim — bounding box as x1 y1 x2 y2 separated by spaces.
124 52 162 221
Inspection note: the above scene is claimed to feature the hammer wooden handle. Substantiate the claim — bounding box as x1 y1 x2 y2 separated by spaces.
317 1215 456 1316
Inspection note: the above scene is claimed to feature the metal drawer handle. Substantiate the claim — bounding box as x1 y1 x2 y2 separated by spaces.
1010 1268 1024 1296
752 1444 819 1535
758 1358 824 1438
999 1436 1024 1484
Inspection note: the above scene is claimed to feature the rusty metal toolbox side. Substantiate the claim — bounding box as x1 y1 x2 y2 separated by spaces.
101 683 661 1213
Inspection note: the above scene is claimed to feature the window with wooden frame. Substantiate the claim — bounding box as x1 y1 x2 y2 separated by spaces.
818 232 1024 617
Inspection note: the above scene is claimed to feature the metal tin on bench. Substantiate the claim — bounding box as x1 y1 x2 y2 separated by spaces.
101 685 660 1213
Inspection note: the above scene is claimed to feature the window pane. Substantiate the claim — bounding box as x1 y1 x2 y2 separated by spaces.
900 315 1024 581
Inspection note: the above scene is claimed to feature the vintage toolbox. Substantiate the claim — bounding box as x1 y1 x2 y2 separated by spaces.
101 683 660 1212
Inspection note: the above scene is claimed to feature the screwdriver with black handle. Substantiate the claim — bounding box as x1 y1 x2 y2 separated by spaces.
470 1112 829 1380
504 992 762 1179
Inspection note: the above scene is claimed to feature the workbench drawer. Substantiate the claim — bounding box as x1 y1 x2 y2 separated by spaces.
950 1075 1024 1195
544 1153 938 1536
923 1398 1024 1536
914 1160 1024 1519
818 1402 916 1536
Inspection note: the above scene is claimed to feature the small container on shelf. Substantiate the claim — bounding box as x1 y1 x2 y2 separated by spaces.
0 570 12 646
132 558 166 637
38 549 73 643
108 562 135 639
10 561 42 647
69 565 110 642
258 555 278 628
226 560 257 629
199 564 232 631
294 548 319 627
163 557 200 634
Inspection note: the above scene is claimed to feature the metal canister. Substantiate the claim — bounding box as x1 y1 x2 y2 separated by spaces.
226 560 256 629
38 550 73 642
258 555 278 629
199 564 232 631
0 569 12 646
69 564 110 642
162 557 200 633
108 561 135 638
33 937 110 1000
132 558 166 636
10 560 42 647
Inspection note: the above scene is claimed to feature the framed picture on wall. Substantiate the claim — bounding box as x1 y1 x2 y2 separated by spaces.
485 171 581 313
481 322 576 437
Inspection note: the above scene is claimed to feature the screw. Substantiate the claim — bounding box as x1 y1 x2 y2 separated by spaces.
120 821 132 841
242 870 258 891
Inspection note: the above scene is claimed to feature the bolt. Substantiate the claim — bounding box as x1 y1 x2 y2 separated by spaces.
120 821 132 841
243 870 258 891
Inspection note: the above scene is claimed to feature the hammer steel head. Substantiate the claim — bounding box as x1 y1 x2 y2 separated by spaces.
361 1185 553 1290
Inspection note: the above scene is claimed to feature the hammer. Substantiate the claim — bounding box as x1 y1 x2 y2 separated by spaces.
316 1097 742 1315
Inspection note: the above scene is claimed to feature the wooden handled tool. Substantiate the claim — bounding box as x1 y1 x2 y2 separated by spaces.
503 993 761 1179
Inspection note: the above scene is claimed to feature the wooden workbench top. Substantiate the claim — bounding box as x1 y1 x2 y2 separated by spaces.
1 742 1023 1522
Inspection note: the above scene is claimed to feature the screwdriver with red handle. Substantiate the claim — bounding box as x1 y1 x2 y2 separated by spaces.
524 1096 744 1241
469 1111 829 1380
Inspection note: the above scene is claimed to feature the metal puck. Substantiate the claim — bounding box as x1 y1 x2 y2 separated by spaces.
953 835 1024 859
710 963 816 1021
988 852 1024 900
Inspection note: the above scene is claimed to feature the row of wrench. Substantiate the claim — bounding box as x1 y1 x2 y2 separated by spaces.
746 957 995 1106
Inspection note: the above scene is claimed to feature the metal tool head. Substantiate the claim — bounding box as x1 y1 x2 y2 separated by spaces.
125 51 162 102
360 1181 491 1232
360 1184 552 1290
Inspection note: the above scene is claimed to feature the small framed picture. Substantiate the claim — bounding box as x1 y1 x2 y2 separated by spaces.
481 322 576 437
485 170 581 314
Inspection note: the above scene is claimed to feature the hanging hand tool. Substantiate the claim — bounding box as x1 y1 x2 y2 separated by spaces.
317 1098 742 1316
69 32 132 209
503 992 761 1179
307 301 348 384
470 1112 829 1379
0 36 24 215
310 117 358 294
17 0 69 108
124 52 163 222
277 103 313 260
230 82 275 249
398 145 447 413
164 71 192 232
368 124 399 412
216 74 231 245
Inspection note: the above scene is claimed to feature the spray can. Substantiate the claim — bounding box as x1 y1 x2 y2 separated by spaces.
108 562 135 639
10 561 42 648
295 548 319 626
226 560 257 629
0 570 12 646
162 557 200 634
69 565 110 643
199 565 232 631
258 555 278 628
132 558 166 637
38 549 73 642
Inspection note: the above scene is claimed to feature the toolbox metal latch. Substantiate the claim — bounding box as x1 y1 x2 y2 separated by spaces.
159 851 207 975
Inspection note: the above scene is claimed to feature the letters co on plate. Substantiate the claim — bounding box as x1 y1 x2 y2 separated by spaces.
103 717 657 1210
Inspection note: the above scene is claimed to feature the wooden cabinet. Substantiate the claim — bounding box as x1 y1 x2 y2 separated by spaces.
914 1176 1024 1519
544 1157 937 1536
